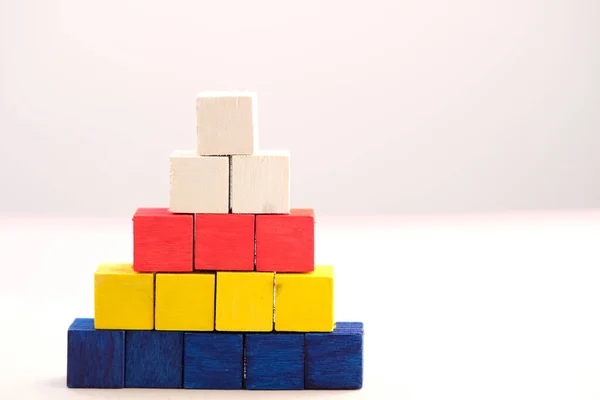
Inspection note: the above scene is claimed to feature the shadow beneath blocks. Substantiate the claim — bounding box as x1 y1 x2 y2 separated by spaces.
41 376 66 389
37 379 366 399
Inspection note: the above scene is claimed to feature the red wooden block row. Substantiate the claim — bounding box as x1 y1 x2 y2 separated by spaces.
133 208 194 272
133 208 314 273
256 209 314 273
195 214 254 271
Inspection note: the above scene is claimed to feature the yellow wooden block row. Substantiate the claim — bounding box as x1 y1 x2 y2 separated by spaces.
216 271 274 331
94 263 334 332
94 263 154 330
155 273 215 331
275 265 335 332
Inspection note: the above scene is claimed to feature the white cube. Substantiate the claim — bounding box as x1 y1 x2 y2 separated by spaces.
196 91 258 156
169 150 229 213
230 150 290 214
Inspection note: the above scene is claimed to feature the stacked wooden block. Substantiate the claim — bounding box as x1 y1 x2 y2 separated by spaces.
66 92 364 390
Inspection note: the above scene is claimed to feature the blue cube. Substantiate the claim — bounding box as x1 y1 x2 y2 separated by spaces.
245 333 304 390
125 331 183 388
183 333 243 389
305 322 364 389
67 318 124 388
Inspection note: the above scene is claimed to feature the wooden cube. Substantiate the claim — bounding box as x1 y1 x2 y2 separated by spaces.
169 150 229 213
195 214 254 271
183 333 244 389
230 150 290 214
67 318 125 388
133 208 193 272
274 265 334 332
155 273 215 331
125 331 183 388
215 272 274 331
256 208 314 272
245 333 304 390
94 263 154 330
196 91 257 156
305 322 364 389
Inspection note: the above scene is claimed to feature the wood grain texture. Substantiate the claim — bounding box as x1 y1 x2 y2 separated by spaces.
230 150 290 214
305 322 364 389
275 265 334 332
133 208 193 272
245 333 304 390
125 331 183 388
155 273 215 331
215 272 274 332
94 263 154 330
196 92 257 156
183 333 243 389
195 214 254 271
67 318 124 388
169 150 229 213
256 208 314 272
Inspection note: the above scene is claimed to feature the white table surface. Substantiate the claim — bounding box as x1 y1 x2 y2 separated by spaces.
1 211 600 400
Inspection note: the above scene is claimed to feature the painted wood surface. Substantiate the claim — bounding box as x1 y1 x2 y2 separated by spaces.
305 322 364 389
195 214 254 271
67 318 124 388
155 273 215 331
94 263 154 330
275 265 334 332
133 207 193 272
230 150 290 214
245 333 304 390
125 331 183 388
256 208 314 272
196 92 257 156
183 333 243 389
169 150 229 213
216 272 274 332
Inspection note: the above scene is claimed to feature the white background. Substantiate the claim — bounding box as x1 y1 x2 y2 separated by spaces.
1 0 600 216
2 1 600 399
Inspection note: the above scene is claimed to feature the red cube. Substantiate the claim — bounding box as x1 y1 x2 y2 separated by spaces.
256 208 315 272
195 214 255 271
133 208 193 272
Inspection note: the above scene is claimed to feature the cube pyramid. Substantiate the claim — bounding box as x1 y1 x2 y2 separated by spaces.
66 92 364 390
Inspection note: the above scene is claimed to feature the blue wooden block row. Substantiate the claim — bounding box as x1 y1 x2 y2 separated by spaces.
67 318 124 388
245 333 305 390
67 318 363 390
306 322 364 389
126 331 183 388
184 333 244 389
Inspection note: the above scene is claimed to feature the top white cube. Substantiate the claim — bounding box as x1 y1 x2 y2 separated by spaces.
196 91 258 156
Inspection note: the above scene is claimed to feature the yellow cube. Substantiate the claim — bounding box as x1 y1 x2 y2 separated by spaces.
216 272 274 331
155 273 215 331
94 263 154 330
275 265 334 332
